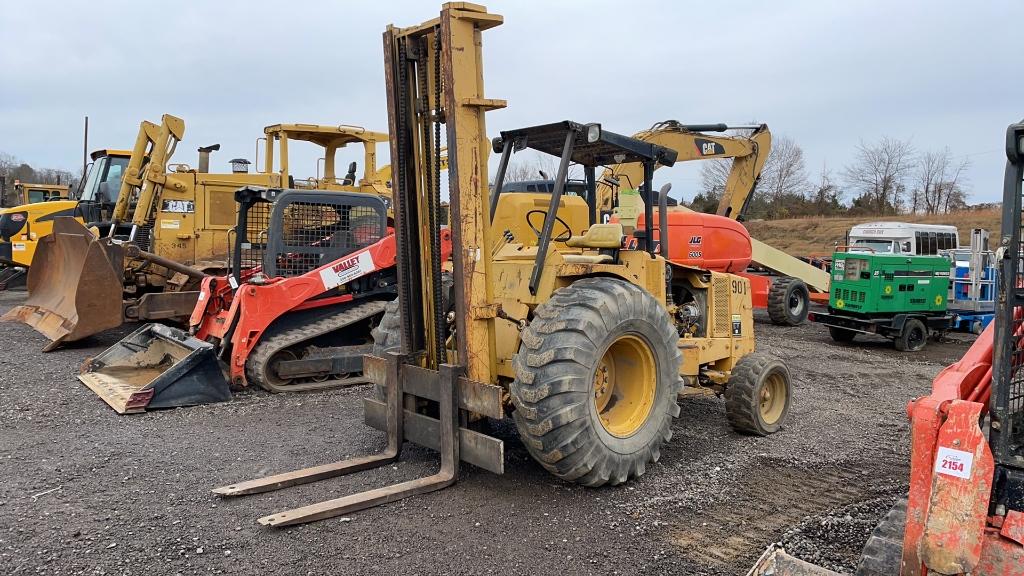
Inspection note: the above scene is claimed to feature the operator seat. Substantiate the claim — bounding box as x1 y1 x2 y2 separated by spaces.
343 162 358 186
562 223 622 264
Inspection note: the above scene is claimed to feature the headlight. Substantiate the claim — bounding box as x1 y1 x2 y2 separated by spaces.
586 124 601 143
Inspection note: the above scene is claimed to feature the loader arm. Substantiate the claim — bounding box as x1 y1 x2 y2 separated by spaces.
130 114 185 228
110 120 161 225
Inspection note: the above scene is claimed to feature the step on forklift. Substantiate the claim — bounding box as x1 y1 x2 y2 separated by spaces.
213 3 792 526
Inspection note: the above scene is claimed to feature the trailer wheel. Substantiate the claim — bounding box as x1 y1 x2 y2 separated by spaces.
828 326 857 343
767 277 810 326
895 318 927 352
510 277 683 487
725 352 792 436
854 499 906 576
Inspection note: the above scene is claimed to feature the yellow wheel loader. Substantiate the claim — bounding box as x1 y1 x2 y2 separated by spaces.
213 3 793 527
2 114 390 350
0 151 130 290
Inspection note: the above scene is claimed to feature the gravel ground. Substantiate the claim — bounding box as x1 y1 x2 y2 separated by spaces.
0 289 972 575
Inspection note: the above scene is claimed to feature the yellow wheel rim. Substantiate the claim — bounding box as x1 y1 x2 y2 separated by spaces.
593 334 656 438
759 371 787 425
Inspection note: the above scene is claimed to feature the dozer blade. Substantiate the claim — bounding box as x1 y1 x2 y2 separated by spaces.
78 323 230 414
1 218 125 350
746 546 843 576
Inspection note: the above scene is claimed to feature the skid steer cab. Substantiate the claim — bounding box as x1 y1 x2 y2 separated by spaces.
79 186 404 414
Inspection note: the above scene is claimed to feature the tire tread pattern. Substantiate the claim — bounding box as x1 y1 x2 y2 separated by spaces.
510 278 683 487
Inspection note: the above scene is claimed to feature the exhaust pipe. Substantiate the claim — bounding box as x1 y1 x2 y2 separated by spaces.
197 144 221 174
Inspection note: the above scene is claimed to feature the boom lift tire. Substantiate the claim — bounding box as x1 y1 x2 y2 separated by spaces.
894 318 927 352
766 276 810 326
725 352 792 436
828 326 857 343
510 277 683 487
853 499 906 576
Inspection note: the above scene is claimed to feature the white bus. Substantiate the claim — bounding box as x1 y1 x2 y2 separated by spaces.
848 221 960 256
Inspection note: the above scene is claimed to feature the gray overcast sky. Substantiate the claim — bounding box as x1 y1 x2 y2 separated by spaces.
1 1 1020 203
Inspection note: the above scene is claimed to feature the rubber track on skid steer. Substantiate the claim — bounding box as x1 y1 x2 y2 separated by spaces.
245 299 390 393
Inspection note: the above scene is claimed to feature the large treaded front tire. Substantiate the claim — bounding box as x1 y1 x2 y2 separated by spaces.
854 499 906 576
510 277 683 487
767 276 810 326
725 352 792 436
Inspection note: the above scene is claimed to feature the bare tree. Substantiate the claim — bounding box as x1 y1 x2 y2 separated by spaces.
913 147 970 214
503 151 560 183
698 157 731 197
699 134 808 218
843 137 916 215
759 136 809 216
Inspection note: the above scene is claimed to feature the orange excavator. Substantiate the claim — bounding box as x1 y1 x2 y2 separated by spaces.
751 120 1024 576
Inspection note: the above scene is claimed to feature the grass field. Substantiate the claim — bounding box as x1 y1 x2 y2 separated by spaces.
743 209 1001 257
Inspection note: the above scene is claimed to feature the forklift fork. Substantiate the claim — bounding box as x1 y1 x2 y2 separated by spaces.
212 352 488 527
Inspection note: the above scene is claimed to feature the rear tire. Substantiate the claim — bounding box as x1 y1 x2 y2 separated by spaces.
854 499 906 576
828 326 857 343
510 277 683 487
725 352 792 436
767 277 810 326
895 318 927 352
370 299 401 402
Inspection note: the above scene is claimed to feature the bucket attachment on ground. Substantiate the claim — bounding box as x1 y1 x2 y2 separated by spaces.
746 546 842 576
212 353 505 527
79 323 230 414
1 217 125 350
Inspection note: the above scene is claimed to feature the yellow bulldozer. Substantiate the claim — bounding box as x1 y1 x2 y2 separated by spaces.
213 3 793 527
6 182 70 205
3 114 390 350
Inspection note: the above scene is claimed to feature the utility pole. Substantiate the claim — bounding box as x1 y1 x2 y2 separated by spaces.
82 116 89 183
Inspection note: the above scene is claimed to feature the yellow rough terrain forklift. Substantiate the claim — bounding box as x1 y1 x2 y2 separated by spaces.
3 115 390 350
213 3 793 526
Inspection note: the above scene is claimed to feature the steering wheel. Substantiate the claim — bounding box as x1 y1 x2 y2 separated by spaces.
526 210 573 242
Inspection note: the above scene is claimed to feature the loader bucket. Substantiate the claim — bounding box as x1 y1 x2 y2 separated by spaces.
78 323 230 414
746 546 843 576
0 217 125 349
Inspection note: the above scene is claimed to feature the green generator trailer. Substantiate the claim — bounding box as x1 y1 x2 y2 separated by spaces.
808 252 953 351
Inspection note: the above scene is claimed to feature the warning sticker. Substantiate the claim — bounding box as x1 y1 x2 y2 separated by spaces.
161 219 181 230
935 446 973 479
731 314 742 337
11 243 25 251
319 251 375 290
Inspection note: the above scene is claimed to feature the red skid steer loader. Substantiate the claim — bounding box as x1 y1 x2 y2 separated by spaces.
78 186 406 413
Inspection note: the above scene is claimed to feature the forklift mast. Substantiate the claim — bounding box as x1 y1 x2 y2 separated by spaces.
384 3 505 379
992 120 1024 488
